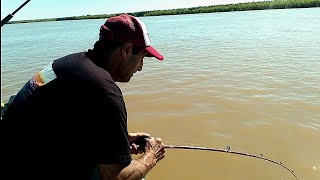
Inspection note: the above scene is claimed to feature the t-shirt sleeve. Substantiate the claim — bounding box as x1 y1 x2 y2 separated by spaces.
90 94 132 165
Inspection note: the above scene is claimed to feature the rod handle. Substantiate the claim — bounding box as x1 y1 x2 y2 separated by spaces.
136 137 150 152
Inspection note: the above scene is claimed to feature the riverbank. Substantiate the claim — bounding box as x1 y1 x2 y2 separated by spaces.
8 0 320 24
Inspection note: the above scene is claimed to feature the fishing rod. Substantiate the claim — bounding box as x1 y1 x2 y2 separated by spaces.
137 137 298 179
1 0 31 27
164 144 298 180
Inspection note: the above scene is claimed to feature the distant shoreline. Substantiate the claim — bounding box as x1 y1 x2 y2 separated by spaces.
6 0 320 24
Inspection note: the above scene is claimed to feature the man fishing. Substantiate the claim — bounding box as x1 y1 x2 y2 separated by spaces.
2 13 165 180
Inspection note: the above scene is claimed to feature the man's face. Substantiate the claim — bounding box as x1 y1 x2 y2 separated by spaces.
117 46 148 82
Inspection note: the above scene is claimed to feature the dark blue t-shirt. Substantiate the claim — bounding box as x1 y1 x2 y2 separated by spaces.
2 52 132 180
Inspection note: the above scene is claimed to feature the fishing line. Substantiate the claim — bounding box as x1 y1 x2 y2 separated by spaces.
164 144 298 180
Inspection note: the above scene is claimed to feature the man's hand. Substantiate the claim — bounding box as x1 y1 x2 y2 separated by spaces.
141 137 165 168
99 135 166 180
128 132 151 154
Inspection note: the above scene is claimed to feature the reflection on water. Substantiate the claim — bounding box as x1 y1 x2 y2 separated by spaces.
2 8 320 180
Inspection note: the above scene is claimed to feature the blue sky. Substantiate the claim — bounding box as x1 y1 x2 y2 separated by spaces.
1 0 267 21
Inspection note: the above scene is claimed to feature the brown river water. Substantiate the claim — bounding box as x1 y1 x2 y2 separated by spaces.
1 8 320 180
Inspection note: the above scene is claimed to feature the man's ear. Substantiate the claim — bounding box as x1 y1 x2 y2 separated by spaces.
121 43 133 61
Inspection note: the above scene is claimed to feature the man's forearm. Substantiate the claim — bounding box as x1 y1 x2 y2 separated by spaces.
118 153 156 180
99 153 156 180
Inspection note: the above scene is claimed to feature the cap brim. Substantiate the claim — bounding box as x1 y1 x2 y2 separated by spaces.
145 46 164 60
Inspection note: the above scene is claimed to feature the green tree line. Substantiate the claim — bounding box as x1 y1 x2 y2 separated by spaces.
8 0 320 24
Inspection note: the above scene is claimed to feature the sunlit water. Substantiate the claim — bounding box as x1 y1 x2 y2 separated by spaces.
1 8 320 180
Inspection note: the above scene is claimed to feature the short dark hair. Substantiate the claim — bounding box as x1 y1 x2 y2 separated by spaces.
86 40 144 67
94 40 143 55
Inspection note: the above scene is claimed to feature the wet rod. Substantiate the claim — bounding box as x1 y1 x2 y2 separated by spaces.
164 144 298 180
1 0 31 27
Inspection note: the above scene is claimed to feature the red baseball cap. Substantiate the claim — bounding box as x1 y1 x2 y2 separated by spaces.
99 14 164 60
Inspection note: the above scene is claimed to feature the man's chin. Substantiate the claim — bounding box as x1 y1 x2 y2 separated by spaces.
118 77 131 83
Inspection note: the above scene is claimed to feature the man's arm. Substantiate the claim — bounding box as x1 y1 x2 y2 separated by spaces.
99 138 165 180
99 154 153 180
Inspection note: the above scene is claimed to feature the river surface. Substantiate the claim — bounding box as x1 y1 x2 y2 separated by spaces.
1 8 320 180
